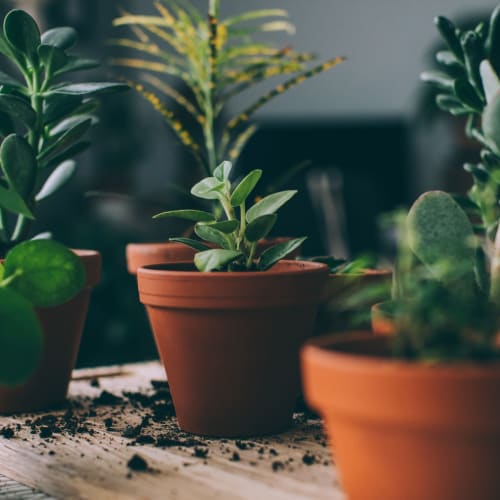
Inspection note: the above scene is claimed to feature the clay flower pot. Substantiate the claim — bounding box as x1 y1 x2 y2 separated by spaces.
138 260 328 437
316 269 392 334
126 237 302 275
0 250 101 413
301 332 500 500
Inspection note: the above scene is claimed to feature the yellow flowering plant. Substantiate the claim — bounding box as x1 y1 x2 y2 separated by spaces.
111 0 343 178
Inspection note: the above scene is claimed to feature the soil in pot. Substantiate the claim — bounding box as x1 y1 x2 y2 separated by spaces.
138 260 329 437
0 250 101 414
301 332 500 500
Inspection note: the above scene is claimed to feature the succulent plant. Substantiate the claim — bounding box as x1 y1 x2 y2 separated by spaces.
0 239 85 385
111 0 343 178
421 6 500 240
154 160 304 271
0 9 127 256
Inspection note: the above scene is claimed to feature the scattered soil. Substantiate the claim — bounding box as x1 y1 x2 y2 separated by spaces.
0 378 330 476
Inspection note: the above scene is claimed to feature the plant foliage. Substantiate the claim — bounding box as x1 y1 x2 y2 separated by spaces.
154 160 305 271
0 9 127 255
111 0 344 177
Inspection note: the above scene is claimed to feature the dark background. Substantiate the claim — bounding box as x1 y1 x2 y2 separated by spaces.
0 0 491 366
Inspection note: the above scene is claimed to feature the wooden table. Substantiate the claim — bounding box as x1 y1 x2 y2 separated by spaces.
0 362 344 500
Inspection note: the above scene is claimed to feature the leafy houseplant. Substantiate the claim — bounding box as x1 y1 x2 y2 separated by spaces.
0 9 124 412
0 9 127 254
137 162 329 436
153 160 304 271
0 239 84 387
112 0 343 177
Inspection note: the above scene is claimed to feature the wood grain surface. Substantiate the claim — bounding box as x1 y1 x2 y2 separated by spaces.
0 362 344 500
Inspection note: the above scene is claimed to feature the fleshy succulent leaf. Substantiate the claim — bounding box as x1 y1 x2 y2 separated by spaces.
246 190 296 223
194 249 243 272
153 209 215 222
258 237 306 270
230 169 262 207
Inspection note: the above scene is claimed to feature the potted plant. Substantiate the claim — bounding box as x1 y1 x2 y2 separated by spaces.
137 160 329 436
0 9 127 412
112 0 344 273
301 194 500 500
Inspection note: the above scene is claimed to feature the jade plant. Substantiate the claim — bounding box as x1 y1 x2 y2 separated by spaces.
111 0 343 177
0 239 85 385
0 9 127 255
388 190 499 361
154 160 304 271
421 5 500 241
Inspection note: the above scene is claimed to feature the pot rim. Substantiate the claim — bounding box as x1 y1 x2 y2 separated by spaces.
137 259 328 279
303 331 500 376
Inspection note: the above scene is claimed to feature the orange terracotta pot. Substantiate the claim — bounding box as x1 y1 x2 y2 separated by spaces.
301 332 500 500
0 250 101 413
138 260 328 437
126 237 302 275
371 301 397 336
316 269 392 334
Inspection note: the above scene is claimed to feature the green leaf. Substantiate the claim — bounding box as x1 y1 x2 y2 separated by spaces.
0 287 42 386
435 50 461 67
4 240 85 308
41 26 77 50
483 92 500 155
436 94 469 115
169 237 211 252
480 60 500 104
54 56 100 76
246 190 297 223
213 160 232 181
453 79 483 112
206 220 239 234
191 177 224 200
195 224 231 249
41 141 90 170
435 16 464 62
49 115 97 136
0 134 37 199
38 118 92 161
48 82 129 97
245 214 277 242
230 169 262 207
152 209 215 222
487 4 500 77
35 160 76 201
420 70 454 90
43 94 83 125
38 44 68 73
194 249 243 272
0 183 34 218
3 10 41 62
0 94 36 127
258 237 306 270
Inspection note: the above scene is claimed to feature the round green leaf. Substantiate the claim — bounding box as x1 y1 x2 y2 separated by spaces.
35 160 76 202
213 160 232 181
207 220 239 234
0 134 37 199
246 190 297 223
3 10 41 62
169 238 211 252
0 94 36 127
0 287 42 386
483 92 500 155
194 249 243 272
41 27 77 50
4 240 86 307
245 214 277 242
230 169 262 207
153 209 215 222
191 177 224 200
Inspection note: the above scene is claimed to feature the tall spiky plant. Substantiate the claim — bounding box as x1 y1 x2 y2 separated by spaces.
111 0 344 178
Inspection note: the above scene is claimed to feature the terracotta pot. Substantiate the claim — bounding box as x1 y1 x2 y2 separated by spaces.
138 260 328 437
126 237 302 275
316 269 392 334
301 332 500 500
0 250 101 413
371 300 397 336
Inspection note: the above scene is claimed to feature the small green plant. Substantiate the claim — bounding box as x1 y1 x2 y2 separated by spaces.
421 5 500 240
0 9 127 255
300 254 376 275
111 0 343 177
0 239 85 385
387 191 499 362
154 160 304 271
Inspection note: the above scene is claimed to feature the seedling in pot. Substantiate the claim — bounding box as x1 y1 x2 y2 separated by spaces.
0 239 85 385
0 9 128 255
154 161 305 271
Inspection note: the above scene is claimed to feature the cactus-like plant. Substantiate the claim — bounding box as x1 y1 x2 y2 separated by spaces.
421 6 500 240
0 9 127 256
111 0 343 178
